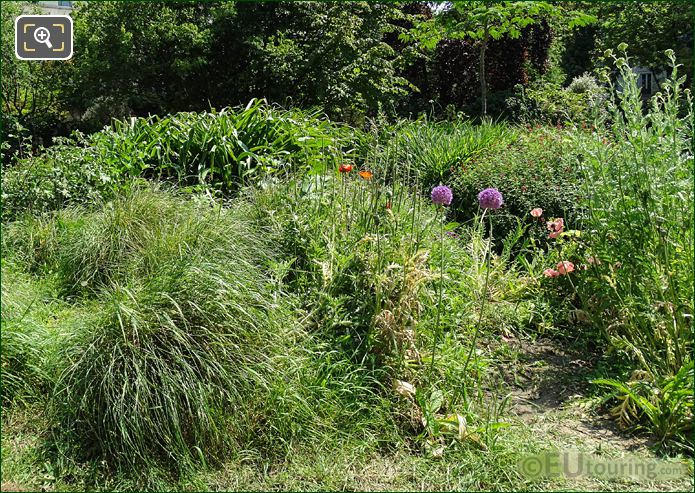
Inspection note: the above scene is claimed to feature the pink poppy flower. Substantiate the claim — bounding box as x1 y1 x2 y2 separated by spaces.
530 208 543 218
556 261 575 275
547 218 564 238
543 268 560 278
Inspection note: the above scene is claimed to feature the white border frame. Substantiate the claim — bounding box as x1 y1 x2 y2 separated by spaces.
15 14 73 61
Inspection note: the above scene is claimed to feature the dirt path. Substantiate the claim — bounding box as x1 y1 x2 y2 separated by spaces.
496 337 693 491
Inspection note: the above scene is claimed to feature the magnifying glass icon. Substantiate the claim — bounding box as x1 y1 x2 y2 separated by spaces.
33 27 53 49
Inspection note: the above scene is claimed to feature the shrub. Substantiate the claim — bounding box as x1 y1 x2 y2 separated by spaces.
505 75 607 125
1 142 122 223
566 72 602 94
450 126 582 245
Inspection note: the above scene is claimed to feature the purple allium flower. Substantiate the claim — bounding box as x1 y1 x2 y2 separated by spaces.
478 188 504 209
431 185 453 206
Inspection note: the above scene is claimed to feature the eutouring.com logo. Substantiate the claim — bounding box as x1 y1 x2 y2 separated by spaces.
518 450 690 481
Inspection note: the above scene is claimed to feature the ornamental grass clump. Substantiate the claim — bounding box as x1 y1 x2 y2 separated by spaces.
42 187 304 472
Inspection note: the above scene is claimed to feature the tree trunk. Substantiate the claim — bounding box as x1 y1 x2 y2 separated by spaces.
480 30 488 116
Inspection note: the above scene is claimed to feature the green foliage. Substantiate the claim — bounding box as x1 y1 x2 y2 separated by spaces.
1 141 122 223
89 100 350 190
450 125 582 243
404 1 595 114
2 185 413 478
248 167 537 459
64 1 412 127
65 1 215 130
591 3 693 77
572 50 693 377
7 187 302 471
376 119 515 188
1 2 69 160
0 264 53 405
521 51 695 451
594 361 693 454
250 173 437 370
506 73 607 124
1 100 352 223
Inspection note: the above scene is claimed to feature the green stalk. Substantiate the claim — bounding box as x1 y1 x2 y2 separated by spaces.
429 205 446 377
460 209 490 399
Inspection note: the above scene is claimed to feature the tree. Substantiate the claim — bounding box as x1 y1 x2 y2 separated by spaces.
1 1 70 160
206 2 412 121
63 1 216 129
405 1 594 115
61 2 412 127
591 2 692 83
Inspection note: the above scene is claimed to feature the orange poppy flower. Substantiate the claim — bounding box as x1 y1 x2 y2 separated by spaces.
339 164 353 173
359 170 373 180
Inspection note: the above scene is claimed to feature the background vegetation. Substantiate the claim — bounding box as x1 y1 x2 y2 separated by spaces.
1 1 693 490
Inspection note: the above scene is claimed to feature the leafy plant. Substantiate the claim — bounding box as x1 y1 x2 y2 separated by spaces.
1 142 122 223
594 361 693 453
90 99 349 190
451 125 582 244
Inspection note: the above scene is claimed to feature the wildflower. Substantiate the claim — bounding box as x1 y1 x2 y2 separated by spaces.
358 170 373 180
530 208 543 218
339 164 353 173
556 261 575 275
587 256 600 265
446 231 459 239
478 188 504 209
431 185 453 206
386 201 392 210
547 217 564 239
543 268 560 278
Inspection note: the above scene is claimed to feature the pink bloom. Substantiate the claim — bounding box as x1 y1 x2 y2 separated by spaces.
587 256 600 265
556 261 575 275
543 268 560 278
530 208 543 218
547 218 564 238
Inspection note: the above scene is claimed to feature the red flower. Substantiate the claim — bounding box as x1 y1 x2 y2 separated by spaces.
339 164 353 173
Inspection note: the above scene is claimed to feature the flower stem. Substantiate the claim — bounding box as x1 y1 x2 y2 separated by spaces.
429 205 446 378
461 210 491 401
